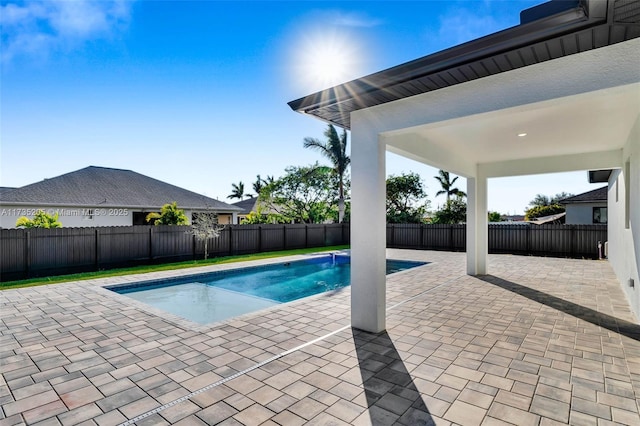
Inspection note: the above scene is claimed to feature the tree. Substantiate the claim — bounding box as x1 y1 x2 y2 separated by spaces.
227 181 252 200
189 212 222 260
16 210 62 228
252 175 275 195
432 195 467 224
525 192 573 220
434 170 466 203
525 204 565 221
386 173 430 223
261 164 338 223
488 211 502 222
529 192 574 207
146 202 189 225
241 205 287 224
303 124 350 223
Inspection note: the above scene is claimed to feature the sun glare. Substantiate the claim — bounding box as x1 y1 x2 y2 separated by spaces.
292 29 364 93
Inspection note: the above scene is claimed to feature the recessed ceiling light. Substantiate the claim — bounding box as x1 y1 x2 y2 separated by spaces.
518 133 527 137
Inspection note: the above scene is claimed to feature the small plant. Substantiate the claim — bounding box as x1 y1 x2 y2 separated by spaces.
146 202 189 225
16 210 62 228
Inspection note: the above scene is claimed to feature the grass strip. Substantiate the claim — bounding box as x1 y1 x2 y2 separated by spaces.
1 245 349 290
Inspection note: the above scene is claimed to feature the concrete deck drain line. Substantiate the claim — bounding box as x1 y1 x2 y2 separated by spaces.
119 270 459 426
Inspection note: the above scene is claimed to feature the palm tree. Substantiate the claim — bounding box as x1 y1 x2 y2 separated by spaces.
434 170 466 203
303 124 350 223
227 181 251 200
253 175 275 195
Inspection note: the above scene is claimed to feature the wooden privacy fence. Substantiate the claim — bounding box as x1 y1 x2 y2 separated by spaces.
1 224 349 281
1 223 606 281
387 223 607 258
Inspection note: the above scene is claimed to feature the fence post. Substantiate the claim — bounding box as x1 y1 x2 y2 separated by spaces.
258 226 262 252
228 226 233 255
449 225 454 251
192 234 197 260
323 225 327 246
95 229 100 270
283 225 287 250
570 225 575 258
149 227 153 260
390 225 395 248
305 225 309 248
25 231 31 278
419 224 424 248
526 225 531 254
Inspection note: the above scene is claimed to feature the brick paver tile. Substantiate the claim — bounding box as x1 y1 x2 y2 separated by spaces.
59 385 104 410
444 400 487 426
159 400 201 424
196 401 237 425
232 403 274 425
530 394 569 423
287 398 328 420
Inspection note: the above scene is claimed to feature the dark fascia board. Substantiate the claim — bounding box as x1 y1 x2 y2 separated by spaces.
288 0 606 125
588 169 613 183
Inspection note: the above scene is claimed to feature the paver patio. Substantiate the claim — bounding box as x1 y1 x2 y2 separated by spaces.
1 249 639 425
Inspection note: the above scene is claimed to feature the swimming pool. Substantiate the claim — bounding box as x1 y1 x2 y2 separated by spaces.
108 254 426 324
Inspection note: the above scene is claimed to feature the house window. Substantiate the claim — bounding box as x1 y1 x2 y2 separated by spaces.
133 212 153 225
593 207 607 224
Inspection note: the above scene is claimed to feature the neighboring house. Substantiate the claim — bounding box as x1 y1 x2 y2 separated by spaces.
560 186 608 224
0 166 242 228
289 0 640 330
231 197 260 222
231 196 285 223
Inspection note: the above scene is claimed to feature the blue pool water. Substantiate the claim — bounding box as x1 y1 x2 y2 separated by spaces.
108 255 426 324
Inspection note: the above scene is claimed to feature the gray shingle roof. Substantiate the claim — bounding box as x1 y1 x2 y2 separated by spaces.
231 197 259 215
560 186 608 204
0 166 242 211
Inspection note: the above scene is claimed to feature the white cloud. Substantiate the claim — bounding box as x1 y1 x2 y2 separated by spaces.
1 0 133 63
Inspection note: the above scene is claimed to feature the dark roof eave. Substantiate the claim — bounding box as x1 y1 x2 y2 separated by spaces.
288 0 610 128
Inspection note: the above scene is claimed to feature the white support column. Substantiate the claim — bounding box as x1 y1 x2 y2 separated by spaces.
466 173 488 275
231 212 238 225
350 120 386 333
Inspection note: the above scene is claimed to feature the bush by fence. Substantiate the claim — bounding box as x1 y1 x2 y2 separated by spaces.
1 223 606 281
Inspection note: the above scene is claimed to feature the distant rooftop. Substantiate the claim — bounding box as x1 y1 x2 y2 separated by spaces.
560 186 608 204
0 166 242 211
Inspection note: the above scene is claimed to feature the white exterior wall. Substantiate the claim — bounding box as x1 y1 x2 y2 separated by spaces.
0 205 133 228
565 203 607 225
608 116 640 320
0 206 238 228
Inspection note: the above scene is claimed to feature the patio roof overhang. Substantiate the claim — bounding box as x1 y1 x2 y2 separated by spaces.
288 0 639 131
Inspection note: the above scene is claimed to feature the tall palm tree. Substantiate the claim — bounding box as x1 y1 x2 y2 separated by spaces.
434 170 466 203
227 181 251 200
253 175 275 195
303 124 350 223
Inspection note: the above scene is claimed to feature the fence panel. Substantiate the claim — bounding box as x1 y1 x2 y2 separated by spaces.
1 223 605 281
1 229 27 278
30 228 95 273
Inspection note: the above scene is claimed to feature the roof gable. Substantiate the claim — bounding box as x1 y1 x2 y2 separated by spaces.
0 166 242 211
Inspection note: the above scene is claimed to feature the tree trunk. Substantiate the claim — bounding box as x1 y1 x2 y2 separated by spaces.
338 179 345 223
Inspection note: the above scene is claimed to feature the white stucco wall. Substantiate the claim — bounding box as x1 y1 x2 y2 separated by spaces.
0 205 133 228
565 203 607 225
607 115 640 320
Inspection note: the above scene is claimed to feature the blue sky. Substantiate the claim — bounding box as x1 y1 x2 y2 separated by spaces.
1 0 602 215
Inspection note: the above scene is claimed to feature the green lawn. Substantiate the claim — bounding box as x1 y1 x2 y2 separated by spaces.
1 245 350 290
